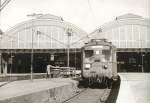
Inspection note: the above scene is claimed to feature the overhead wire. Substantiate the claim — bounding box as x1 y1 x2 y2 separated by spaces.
70 32 96 46
1 30 67 49
0 0 11 11
36 30 67 48
87 0 98 27
67 0 99 47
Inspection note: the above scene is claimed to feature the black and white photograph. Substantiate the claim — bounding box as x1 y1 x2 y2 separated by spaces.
0 0 150 103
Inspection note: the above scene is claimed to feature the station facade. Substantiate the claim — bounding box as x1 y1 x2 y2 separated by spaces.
90 14 150 72
1 13 150 74
0 14 89 74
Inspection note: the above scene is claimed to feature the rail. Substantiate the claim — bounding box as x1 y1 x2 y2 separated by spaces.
62 88 111 103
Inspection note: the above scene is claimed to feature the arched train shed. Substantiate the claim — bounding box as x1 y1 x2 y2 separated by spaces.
90 14 150 72
0 14 89 74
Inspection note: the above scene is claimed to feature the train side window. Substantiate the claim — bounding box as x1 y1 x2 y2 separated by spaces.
85 50 94 58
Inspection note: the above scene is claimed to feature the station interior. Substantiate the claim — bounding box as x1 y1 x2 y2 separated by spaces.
1 51 81 73
1 51 150 74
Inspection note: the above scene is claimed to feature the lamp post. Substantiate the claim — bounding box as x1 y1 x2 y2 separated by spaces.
141 54 144 72
27 13 43 81
138 39 144 73
140 40 144 73
66 28 73 67
66 28 73 77
9 39 13 80
27 14 34 81
0 29 2 75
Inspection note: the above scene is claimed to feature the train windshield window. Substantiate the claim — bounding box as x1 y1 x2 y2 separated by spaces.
102 50 111 61
85 50 94 58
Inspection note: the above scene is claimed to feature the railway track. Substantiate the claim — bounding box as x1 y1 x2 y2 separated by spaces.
63 88 111 103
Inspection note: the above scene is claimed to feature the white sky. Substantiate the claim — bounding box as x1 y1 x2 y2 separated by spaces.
0 0 150 33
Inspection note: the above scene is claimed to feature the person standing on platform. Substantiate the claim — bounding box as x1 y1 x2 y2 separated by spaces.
46 65 51 79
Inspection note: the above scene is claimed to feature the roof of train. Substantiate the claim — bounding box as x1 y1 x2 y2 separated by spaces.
83 39 116 48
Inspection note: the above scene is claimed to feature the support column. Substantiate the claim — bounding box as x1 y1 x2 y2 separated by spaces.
1 56 7 76
4 60 7 75
0 52 1 74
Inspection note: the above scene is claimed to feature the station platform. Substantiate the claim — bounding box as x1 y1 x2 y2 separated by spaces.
0 78 78 103
116 73 150 103
0 82 8 87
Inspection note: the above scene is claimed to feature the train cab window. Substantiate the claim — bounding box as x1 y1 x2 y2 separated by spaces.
95 50 100 55
102 50 111 61
85 50 94 58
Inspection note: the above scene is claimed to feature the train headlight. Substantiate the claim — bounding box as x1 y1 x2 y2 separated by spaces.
103 65 108 69
85 64 91 68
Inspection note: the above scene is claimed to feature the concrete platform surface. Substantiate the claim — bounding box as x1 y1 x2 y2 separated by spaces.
116 73 150 103
0 78 78 102
0 82 8 87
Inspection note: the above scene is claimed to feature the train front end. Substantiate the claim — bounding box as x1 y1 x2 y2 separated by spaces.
82 39 117 85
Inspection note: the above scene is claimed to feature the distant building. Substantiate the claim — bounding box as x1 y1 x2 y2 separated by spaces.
90 13 150 72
